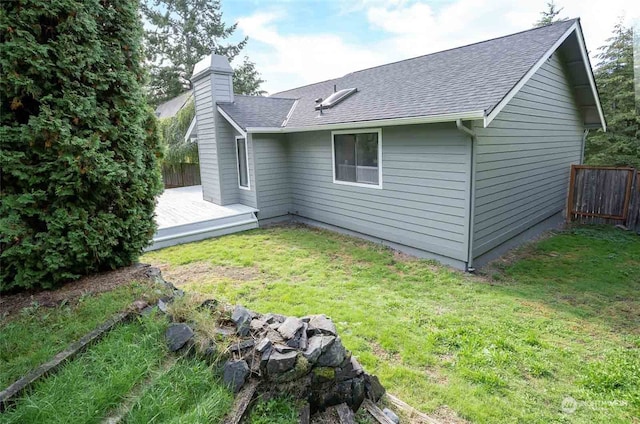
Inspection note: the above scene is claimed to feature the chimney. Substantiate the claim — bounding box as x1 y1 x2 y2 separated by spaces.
190 54 234 204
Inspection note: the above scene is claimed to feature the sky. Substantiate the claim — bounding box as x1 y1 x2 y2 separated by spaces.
216 0 640 94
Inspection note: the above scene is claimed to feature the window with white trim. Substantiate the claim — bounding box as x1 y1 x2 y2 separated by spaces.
332 129 382 188
236 136 249 189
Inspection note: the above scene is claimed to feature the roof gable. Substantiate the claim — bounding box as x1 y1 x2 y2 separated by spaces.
216 19 605 132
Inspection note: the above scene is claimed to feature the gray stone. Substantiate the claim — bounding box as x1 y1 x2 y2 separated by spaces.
215 326 235 337
250 318 267 331
268 322 281 330
298 323 308 350
273 343 296 353
198 299 218 311
255 338 272 353
277 316 303 340
308 314 337 336
352 376 366 411
231 305 252 336
165 323 194 351
337 356 364 382
317 337 346 367
364 373 385 402
229 339 255 353
302 335 334 364
264 313 286 324
223 360 249 393
157 298 170 313
266 350 298 374
383 408 400 424
265 328 285 344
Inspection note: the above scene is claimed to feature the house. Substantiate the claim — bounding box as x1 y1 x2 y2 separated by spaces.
188 19 605 270
155 90 198 142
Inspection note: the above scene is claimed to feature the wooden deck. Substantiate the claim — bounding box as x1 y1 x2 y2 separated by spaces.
149 185 258 250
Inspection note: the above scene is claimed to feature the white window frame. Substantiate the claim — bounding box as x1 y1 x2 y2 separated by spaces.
331 128 383 189
235 135 251 190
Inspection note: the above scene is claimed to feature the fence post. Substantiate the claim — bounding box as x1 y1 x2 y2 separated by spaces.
566 164 577 223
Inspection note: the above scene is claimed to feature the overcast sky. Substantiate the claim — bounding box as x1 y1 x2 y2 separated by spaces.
219 0 639 94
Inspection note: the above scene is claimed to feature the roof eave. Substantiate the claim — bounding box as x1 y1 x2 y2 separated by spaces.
246 110 486 134
217 106 248 138
484 20 606 131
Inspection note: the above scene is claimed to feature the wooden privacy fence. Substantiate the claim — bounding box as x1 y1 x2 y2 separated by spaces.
567 165 640 231
162 163 201 188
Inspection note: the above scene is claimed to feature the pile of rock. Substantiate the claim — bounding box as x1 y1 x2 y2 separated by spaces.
222 305 385 412
163 299 385 414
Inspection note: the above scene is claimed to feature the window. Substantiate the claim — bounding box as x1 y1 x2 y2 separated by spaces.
236 136 250 189
332 129 382 188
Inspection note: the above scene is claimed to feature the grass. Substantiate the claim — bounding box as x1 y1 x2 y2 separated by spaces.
143 224 640 423
0 280 167 388
123 356 232 423
1 314 168 424
248 396 299 424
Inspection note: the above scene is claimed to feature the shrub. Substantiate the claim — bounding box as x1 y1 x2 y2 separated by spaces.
0 0 163 291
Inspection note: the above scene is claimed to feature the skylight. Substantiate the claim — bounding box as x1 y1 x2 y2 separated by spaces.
315 88 357 110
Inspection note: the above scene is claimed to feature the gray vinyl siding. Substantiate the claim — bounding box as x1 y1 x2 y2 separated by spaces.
213 73 233 103
253 134 290 220
215 116 256 207
471 52 584 258
287 124 471 262
193 75 221 204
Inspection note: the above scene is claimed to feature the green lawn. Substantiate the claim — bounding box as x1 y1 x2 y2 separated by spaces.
0 280 168 388
143 224 640 423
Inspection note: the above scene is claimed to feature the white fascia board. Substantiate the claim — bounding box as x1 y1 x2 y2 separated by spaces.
184 116 197 142
574 23 606 131
246 110 486 134
484 22 580 128
216 106 247 138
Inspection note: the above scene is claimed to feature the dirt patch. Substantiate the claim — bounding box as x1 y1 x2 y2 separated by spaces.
431 405 470 424
369 340 401 362
0 264 151 319
425 366 449 385
157 262 261 286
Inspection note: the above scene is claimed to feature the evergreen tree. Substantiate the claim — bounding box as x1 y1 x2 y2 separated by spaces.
0 0 163 291
233 56 266 96
142 0 266 104
586 22 640 168
535 1 566 27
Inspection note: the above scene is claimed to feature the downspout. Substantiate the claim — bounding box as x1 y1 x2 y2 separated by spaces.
456 119 477 272
581 129 589 163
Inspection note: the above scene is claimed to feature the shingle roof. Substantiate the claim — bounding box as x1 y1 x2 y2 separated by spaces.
217 95 297 130
155 90 193 119
220 20 578 129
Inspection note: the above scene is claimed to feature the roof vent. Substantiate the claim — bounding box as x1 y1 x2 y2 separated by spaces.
315 88 357 110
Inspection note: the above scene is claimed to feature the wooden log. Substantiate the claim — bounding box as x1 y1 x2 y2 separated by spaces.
362 399 395 424
223 379 259 424
0 310 135 412
385 393 443 424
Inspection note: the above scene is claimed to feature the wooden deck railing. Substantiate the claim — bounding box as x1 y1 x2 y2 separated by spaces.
567 165 640 231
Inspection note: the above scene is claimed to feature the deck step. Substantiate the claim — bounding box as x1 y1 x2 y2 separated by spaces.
148 212 258 251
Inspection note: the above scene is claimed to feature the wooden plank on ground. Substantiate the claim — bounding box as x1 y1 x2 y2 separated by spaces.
362 399 395 424
0 311 135 412
223 379 259 424
385 394 442 424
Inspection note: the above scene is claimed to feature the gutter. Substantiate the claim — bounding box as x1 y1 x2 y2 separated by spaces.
246 110 486 134
456 119 477 272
